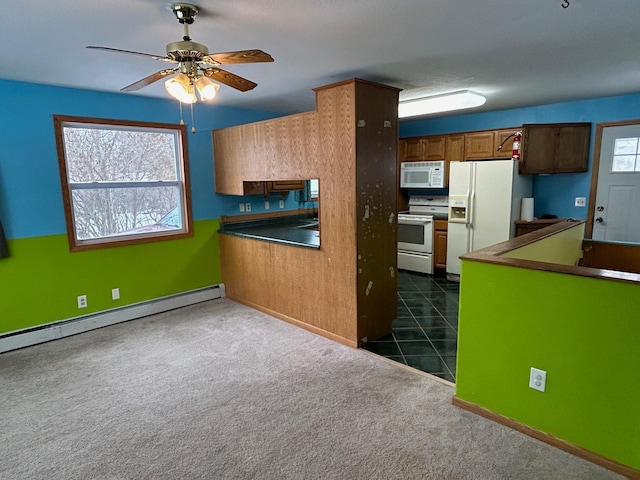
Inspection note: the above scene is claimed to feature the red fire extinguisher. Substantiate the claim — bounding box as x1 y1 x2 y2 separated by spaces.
512 131 522 161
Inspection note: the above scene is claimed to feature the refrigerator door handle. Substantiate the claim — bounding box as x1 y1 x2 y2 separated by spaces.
468 163 477 250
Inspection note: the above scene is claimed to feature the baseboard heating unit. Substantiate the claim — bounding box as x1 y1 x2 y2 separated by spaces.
0 284 225 354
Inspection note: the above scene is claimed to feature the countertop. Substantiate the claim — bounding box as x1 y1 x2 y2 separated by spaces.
219 214 320 249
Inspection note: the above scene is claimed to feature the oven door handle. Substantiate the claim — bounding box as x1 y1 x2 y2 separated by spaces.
398 217 433 226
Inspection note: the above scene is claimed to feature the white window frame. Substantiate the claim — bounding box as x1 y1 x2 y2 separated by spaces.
53 115 193 251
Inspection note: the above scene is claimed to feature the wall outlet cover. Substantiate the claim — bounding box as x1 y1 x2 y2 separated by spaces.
529 367 547 392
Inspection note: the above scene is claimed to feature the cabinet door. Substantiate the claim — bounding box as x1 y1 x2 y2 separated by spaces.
554 124 590 173
464 131 496 159
243 181 267 196
399 137 424 161
444 134 465 187
423 136 446 160
520 123 590 174
445 134 465 162
213 127 247 195
520 125 556 174
494 129 520 159
434 229 448 269
267 180 306 192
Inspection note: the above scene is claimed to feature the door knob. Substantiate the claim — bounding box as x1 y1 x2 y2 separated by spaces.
595 217 604 223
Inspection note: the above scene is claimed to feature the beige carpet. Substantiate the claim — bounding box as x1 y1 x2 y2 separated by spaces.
0 298 623 479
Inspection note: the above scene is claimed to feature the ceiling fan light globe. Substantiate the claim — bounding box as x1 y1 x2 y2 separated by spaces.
195 76 220 101
165 73 196 104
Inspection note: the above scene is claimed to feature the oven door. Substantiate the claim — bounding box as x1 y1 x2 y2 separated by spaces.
397 215 433 253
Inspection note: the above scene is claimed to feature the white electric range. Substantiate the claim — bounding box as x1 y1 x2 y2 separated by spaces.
397 196 449 274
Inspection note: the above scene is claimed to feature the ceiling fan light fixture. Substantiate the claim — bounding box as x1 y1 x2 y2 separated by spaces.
398 90 486 118
165 73 196 104
195 76 220 101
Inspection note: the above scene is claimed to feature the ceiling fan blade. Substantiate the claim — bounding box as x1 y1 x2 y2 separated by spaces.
201 68 258 92
203 49 274 65
121 69 177 92
86 46 174 63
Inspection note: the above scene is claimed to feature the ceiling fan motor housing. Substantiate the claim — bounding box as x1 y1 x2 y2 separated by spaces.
166 40 209 63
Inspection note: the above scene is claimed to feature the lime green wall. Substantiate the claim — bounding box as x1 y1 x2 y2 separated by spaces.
455 261 640 469
0 219 221 335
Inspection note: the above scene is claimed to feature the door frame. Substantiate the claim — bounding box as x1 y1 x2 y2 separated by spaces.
586 118 640 238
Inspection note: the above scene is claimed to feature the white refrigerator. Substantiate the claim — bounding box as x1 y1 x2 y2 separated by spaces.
446 160 532 278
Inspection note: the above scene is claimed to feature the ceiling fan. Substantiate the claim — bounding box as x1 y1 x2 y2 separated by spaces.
87 2 274 103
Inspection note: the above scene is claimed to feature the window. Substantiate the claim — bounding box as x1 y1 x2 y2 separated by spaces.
54 116 192 251
612 137 640 172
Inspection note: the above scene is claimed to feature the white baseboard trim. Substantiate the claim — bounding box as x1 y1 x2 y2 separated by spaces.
0 284 225 354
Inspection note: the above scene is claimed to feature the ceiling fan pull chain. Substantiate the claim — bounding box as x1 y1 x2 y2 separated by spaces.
190 103 196 133
179 101 185 126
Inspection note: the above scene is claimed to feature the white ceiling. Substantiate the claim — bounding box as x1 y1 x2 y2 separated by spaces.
5 0 640 117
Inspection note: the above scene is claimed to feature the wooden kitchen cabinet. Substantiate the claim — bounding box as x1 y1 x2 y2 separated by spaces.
494 129 520 158
266 180 305 193
464 131 496 159
213 112 313 195
242 180 305 196
399 137 424 161
445 134 465 162
423 136 446 160
399 136 445 161
519 123 591 174
434 219 448 269
444 134 465 187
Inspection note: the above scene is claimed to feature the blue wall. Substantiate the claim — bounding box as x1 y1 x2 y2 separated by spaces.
0 79 305 240
400 93 640 219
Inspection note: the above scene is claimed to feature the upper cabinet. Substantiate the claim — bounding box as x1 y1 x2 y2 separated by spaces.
465 129 519 159
399 137 424 161
445 134 465 162
464 131 496 159
213 112 315 195
399 128 520 188
423 136 446 160
398 135 446 161
520 123 591 174
494 129 520 158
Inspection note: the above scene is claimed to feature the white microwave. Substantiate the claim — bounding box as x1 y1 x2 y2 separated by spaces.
400 161 445 189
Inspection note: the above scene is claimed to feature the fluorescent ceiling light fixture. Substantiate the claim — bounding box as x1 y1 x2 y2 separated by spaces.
398 90 486 118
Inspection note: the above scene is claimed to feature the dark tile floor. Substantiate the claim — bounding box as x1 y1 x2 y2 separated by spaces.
363 270 460 383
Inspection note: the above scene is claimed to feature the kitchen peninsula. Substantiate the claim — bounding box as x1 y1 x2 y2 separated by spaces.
453 220 640 477
214 79 400 347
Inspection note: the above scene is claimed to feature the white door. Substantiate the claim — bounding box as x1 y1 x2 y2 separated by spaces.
593 125 640 242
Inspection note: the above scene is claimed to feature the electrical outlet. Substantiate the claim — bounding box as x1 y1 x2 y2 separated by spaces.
77 295 87 309
529 367 547 392
279 200 284 209
112 288 120 300
245 203 251 212
575 197 586 207
239 203 245 212
265 201 270 210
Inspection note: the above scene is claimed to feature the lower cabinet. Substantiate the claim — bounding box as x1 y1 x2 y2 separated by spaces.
434 219 448 269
